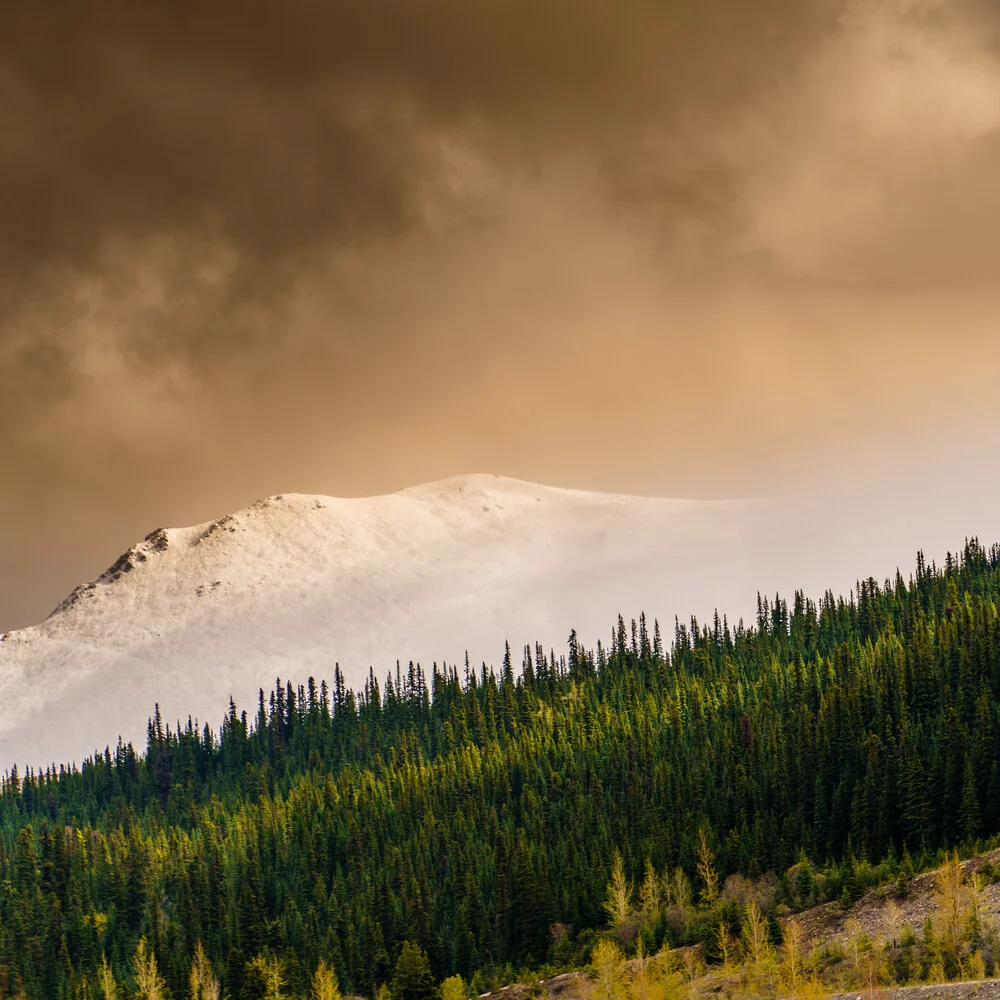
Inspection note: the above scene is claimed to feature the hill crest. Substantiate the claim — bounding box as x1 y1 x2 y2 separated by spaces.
0 474 750 766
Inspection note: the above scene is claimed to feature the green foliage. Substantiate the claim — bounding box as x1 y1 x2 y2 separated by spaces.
0 542 999 996
439 973 467 1000
311 960 341 1000
392 942 437 1000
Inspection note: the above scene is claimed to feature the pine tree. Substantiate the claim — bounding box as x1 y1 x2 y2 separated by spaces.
440 975 467 1000
312 960 341 1000
391 942 437 1000
696 828 719 906
589 940 627 1000
604 850 632 935
2 544 1000 995
188 941 221 1000
248 954 286 1000
133 938 168 1000
960 758 982 844
638 859 661 929
97 954 117 1000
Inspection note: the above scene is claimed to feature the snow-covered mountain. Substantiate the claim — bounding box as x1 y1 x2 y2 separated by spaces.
5 471 993 769
0 475 769 767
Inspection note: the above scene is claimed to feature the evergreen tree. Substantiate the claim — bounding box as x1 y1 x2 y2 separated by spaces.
0 542 999 996
391 942 437 1000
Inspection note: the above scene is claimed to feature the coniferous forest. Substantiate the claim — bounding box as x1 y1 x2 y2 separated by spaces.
3 541 1000 998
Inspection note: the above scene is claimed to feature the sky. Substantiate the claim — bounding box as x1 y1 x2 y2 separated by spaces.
2 0 1000 631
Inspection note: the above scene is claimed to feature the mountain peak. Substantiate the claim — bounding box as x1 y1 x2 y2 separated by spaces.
0 476 763 766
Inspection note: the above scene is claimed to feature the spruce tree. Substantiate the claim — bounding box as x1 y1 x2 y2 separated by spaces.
390 942 437 1000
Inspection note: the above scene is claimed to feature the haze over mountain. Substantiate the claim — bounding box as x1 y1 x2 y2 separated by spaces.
1 471 997 769
0 475 747 766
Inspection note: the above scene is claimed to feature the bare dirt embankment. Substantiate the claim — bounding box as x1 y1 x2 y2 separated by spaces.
788 850 1000 948
477 970 587 1000
481 973 1000 1000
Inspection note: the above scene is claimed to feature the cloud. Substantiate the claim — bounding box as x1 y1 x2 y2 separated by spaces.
0 0 838 302
737 0 1000 286
3 0 1000 629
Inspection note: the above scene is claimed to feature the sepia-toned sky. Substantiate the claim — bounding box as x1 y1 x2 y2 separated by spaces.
3 0 1000 631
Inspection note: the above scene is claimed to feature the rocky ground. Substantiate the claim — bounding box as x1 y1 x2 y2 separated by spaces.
830 980 1000 1000
476 971 587 1000
477 972 1000 1000
787 850 1000 949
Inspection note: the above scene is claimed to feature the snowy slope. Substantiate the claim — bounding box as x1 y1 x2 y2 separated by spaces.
0 474 768 767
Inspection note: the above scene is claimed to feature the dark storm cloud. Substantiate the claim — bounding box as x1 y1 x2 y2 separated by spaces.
0 0 841 455
3 0 1000 631
0 0 838 304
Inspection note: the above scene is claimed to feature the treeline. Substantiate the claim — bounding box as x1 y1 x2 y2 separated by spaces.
0 540 999 998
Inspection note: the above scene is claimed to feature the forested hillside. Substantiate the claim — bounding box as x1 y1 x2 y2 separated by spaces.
2 540 1000 999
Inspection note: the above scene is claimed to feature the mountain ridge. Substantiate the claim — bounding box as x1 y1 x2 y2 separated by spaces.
0 474 754 766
